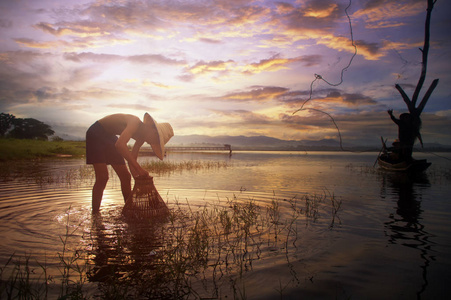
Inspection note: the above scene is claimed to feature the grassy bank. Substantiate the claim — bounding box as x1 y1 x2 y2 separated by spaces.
0 138 85 161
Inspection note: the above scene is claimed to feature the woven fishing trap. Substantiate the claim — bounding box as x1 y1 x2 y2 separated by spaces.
122 176 169 218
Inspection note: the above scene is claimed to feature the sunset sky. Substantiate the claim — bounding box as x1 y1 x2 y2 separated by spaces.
0 0 450 146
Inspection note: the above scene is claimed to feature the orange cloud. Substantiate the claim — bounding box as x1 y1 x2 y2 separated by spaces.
353 1 424 29
242 54 321 75
14 37 132 51
187 60 235 75
316 35 382 61
304 3 338 18
33 22 110 37
222 86 289 101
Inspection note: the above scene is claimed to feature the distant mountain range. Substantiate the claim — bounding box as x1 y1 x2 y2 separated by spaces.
168 134 358 151
167 134 451 151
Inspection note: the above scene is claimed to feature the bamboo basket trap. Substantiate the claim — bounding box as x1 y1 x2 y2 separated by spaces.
122 176 169 218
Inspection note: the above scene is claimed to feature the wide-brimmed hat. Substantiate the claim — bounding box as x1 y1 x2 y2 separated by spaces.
143 113 173 160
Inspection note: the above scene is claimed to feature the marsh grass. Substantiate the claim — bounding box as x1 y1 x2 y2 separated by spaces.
0 189 342 299
0 207 90 300
83 191 342 299
0 160 228 188
141 160 229 175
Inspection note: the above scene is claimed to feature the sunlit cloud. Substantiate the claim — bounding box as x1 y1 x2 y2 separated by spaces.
304 3 338 18
354 0 425 29
212 109 273 125
275 87 377 108
14 36 133 51
221 86 289 101
242 54 321 74
33 21 111 37
107 103 157 112
187 60 235 75
63 52 186 66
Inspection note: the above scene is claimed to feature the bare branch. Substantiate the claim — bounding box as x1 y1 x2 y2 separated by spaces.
395 84 414 113
411 0 435 106
417 78 439 115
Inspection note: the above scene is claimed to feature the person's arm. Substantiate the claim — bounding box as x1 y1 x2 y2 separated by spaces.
387 109 400 125
129 139 146 177
115 118 149 177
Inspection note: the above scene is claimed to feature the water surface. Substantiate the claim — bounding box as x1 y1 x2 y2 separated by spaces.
1 151 450 299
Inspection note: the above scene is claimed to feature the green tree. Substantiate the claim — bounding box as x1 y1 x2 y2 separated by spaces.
9 117 55 140
0 113 16 137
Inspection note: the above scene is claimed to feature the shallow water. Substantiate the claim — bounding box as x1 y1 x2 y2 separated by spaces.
1 151 451 299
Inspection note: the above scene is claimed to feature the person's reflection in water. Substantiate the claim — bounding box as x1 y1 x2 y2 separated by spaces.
382 172 433 299
88 213 121 282
87 212 162 284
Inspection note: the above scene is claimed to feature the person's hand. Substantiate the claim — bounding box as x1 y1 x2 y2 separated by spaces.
130 164 150 179
136 167 150 178
387 109 393 116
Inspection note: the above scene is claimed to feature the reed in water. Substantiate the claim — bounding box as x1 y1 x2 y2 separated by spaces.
0 189 342 299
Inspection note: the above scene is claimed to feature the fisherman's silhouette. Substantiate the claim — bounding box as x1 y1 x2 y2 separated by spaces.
387 110 423 162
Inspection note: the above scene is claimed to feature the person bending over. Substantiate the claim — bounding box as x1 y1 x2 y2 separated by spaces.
86 113 173 213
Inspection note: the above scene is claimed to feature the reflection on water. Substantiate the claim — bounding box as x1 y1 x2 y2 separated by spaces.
1 152 451 299
84 190 341 298
88 212 163 282
382 172 433 299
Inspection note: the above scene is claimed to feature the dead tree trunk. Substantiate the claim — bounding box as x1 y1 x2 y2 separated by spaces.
391 0 439 158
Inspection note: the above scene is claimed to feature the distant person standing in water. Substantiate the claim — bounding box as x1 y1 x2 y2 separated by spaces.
86 113 173 213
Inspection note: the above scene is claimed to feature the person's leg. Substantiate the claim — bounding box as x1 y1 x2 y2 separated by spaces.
112 164 132 203
92 163 109 213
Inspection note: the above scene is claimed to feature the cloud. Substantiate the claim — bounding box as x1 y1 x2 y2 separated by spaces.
63 52 186 66
321 89 377 106
242 54 321 74
221 86 289 101
0 18 13 28
273 0 345 34
186 60 235 75
107 103 157 112
279 110 395 143
315 35 382 60
354 0 424 29
0 49 132 110
130 54 185 65
303 1 339 18
275 87 377 108
33 21 112 37
31 0 270 46
14 36 132 51
212 109 272 125
182 53 321 81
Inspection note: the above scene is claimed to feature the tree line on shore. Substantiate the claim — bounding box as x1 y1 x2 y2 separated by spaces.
0 112 56 140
